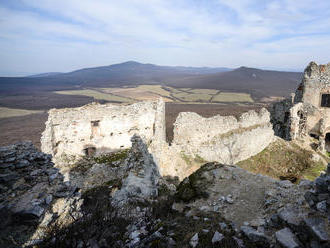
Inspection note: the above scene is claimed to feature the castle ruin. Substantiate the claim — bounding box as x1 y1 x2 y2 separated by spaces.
41 99 274 179
272 62 330 152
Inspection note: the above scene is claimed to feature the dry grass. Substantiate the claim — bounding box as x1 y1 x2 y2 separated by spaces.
54 89 134 103
187 88 219 94
0 107 42 119
99 85 173 102
237 138 327 182
212 92 254 102
54 86 254 104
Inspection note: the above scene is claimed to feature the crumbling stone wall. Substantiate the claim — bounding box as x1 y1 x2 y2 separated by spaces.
172 108 274 165
272 62 330 152
41 99 275 179
41 100 166 159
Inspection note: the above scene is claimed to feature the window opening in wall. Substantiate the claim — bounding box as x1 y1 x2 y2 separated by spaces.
321 94 330 107
91 120 100 127
91 120 100 138
83 147 96 156
326 133 330 152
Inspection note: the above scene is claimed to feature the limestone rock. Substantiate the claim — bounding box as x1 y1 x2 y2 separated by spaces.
189 233 198 248
212 231 224 243
112 135 160 207
275 228 301 248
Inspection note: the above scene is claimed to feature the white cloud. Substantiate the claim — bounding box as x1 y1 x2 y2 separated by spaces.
0 0 329 75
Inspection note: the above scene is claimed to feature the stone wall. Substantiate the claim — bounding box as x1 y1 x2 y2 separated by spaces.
172 108 274 165
41 100 166 159
41 99 275 179
272 62 330 152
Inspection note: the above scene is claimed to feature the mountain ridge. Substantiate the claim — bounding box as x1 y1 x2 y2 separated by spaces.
0 61 302 100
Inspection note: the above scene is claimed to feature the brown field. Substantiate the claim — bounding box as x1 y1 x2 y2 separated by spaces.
54 89 134 103
53 85 254 104
100 85 173 102
0 113 47 148
0 103 263 149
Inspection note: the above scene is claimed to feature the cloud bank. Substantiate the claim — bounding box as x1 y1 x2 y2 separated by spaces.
0 0 329 75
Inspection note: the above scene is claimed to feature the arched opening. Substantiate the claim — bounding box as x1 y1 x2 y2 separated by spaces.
325 133 330 152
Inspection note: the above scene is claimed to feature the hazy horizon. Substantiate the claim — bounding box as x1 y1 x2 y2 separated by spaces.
1 0 330 76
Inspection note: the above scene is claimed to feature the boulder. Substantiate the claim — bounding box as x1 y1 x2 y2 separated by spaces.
275 228 301 248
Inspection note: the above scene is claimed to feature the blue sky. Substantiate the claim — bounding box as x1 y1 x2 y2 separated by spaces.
0 0 330 76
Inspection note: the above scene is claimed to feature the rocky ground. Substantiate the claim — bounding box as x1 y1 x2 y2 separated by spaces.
0 138 329 248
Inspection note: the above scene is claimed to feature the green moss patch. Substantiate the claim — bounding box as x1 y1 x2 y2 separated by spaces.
70 149 129 173
93 149 129 164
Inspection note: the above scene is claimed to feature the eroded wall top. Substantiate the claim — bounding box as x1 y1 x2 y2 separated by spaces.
295 62 330 106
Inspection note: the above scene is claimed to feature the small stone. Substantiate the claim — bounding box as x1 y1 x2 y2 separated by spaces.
316 200 327 212
15 159 30 168
232 236 245 248
298 179 313 188
0 163 14 169
168 237 176 246
226 195 234 204
45 195 53 205
317 193 329 201
278 207 302 229
49 172 58 181
277 180 293 188
40 212 53 227
5 157 16 163
219 222 228 231
30 169 42 176
305 191 318 207
22 205 45 218
189 233 198 248
212 231 224 243
275 228 301 248
304 217 330 242
172 203 184 213
129 230 141 240
315 177 328 193
241 225 269 245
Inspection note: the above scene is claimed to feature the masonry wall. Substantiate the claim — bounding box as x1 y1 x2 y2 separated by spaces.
41 100 166 159
301 62 330 135
172 108 274 164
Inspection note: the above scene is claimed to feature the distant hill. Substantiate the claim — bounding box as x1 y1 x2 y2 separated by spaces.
0 61 302 99
167 66 302 99
28 72 63 78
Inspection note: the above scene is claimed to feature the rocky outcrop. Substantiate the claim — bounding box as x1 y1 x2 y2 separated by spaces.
173 162 330 247
1 140 329 248
0 142 83 247
112 135 160 208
